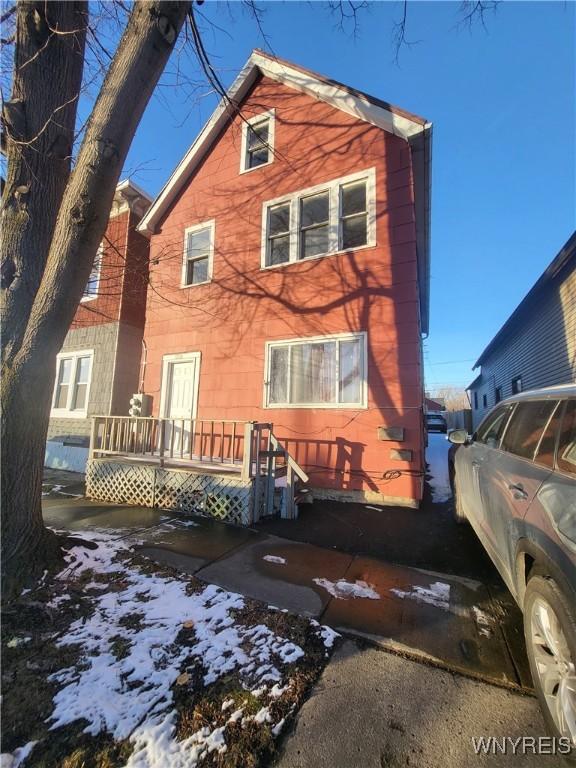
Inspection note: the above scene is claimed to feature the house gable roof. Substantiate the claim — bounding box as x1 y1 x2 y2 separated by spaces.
473 231 576 369
138 50 432 333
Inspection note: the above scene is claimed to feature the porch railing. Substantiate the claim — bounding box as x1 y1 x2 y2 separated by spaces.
89 416 309 519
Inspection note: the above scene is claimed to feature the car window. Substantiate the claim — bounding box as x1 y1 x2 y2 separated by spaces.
475 404 515 448
500 400 558 460
534 401 564 468
557 399 576 477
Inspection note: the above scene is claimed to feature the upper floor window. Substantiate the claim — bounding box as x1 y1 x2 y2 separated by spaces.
512 376 523 394
81 244 103 302
495 386 502 403
241 111 275 173
265 332 367 408
262 169 376 269
51 350 93 417
182 221 214 287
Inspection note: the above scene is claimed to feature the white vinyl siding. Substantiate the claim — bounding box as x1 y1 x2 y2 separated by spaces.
264 332 367 408
261 168 376 269
182 220 215 287
51 350 94 417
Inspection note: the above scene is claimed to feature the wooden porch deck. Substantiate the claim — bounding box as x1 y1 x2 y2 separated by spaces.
86 416 307 524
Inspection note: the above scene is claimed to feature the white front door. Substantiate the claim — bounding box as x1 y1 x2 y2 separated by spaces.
161 353 200 457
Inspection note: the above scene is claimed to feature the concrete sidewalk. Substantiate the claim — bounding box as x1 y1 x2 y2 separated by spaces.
43 497 532 691
275 641 556 768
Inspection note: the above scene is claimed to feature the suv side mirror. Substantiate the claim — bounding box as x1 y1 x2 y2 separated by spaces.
448 429 470 445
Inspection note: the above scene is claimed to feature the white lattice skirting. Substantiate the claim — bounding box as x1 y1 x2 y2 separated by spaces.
86 460 254 525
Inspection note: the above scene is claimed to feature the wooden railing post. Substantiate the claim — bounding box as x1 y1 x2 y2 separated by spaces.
241 421 256 481
89 417 99 460
158 418 165 467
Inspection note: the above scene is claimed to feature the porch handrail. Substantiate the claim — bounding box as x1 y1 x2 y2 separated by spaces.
89 415 251 468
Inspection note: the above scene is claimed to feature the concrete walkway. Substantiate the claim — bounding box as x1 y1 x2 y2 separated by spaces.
275 641 558 768
43 497 532 691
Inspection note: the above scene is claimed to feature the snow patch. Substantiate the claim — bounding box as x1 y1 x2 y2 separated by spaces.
0 741 37 768
391 581 451 610
426 434 452 503
313 578 380 600
263 555 287 565
44 533 309 766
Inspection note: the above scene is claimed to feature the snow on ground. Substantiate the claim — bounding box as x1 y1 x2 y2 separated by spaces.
426 433 452 503
390 581 451 611
313 578 380 600
42 532 335 768
0 741 37 768
263 555 287 565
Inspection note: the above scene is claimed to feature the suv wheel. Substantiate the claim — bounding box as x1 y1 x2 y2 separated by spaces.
523 575 576 749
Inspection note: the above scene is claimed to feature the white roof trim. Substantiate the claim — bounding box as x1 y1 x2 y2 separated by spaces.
138 51 427 236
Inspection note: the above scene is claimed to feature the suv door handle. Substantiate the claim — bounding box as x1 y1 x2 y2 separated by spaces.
508 483 528 500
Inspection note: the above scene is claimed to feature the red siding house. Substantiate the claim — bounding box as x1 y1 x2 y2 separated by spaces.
45 180 151 472
136 51 432 509
87 50 432 516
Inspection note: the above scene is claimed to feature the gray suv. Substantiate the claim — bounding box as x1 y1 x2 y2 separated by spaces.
449 385 575 746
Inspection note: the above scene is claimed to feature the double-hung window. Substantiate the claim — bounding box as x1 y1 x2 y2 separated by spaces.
262 169 375 268
265 332 367 408
241 111 274 173
300 192 330 259
182 221 214 287
81 243 103 302
51 350 93 417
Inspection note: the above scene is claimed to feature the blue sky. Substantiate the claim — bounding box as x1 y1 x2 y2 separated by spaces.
124 0 575 393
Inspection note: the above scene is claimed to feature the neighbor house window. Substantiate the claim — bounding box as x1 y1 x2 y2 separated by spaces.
482 393 488 408
262 169 376 268
512 376 523 394
182 221 214 287
51 350 93 417
265 332 367 408
495 386 502 403
241 111 274 173
81 243 103 302
473 392 478 410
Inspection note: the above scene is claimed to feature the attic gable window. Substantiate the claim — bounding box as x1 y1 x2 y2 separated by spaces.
182 220 214 287
81 243 103 302
261 168 376 269
241 111 275 173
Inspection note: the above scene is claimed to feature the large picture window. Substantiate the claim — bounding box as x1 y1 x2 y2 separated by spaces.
182 221 214 287
51 350 93 417
261 169 376 268
265 333 367 408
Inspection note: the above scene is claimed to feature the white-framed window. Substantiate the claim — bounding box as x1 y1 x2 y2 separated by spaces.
240 110 275 174
264 332 367 409
182 220 215 287
51 350 94 417
261 168 376 269
81 243 103 302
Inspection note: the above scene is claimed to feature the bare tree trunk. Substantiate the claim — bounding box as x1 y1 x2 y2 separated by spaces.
1 0 88 595
1 0 190 599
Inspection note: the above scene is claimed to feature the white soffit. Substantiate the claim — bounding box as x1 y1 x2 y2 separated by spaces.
138 51 428 236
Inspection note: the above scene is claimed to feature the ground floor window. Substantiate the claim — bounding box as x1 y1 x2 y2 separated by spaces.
51 350 93 417
265 332 367 408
